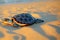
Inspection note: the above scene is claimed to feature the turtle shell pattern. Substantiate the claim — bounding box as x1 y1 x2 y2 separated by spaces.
12 13 36 25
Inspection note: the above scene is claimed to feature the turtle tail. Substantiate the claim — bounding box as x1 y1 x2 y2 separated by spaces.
35 19 44 23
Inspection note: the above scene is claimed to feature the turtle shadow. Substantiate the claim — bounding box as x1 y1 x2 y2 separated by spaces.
48 24 60 34
30 23 57 40
34 12 57 22
29 12 57 40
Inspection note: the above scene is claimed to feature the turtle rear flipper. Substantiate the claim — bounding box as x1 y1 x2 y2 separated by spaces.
35 19 44 24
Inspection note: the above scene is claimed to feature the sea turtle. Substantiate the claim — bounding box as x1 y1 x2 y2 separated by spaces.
1 13 44 27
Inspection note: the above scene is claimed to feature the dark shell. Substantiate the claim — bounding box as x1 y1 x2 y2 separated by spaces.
12 13 36 24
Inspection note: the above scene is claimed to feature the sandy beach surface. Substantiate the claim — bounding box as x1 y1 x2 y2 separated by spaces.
0 0 60 40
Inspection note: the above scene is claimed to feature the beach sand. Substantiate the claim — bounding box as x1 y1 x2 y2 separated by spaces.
0 1 60 40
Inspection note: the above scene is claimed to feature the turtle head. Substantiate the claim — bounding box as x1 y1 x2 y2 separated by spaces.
1 18 13 26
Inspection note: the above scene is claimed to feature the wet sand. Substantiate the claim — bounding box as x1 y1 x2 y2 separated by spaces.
0 1 60 40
